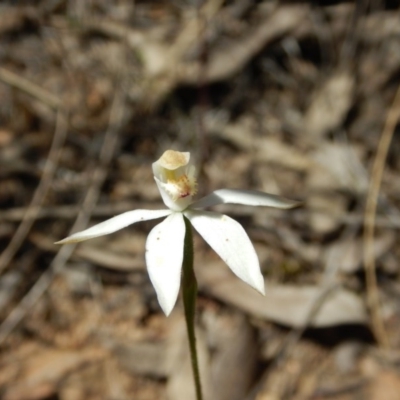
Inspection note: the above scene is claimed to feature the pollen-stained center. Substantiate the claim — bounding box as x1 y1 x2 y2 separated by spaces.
164 173 197 200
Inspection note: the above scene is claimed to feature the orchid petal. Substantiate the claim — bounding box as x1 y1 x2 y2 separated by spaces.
190 189 300 210
55 209 171 244
146 212 185 315
185 210 265 294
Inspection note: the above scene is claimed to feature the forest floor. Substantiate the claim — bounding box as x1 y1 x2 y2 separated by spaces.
1 1 400 399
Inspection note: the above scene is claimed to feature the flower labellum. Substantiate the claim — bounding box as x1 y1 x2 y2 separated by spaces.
56 150 299 315
153 150 197 211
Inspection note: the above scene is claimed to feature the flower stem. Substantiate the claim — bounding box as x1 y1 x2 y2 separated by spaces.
182 217 203 400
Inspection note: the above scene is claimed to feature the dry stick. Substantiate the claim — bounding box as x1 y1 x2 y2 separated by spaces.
0 67 64 274
363 85 400 349
0 110 68 275
0 67 61 110
0 89 125 345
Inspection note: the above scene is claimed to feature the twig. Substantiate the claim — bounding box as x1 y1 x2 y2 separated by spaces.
276 284 339 365
0 86 126 345
0 66 65 275
0 67 61 110
363 85 400 349
0 110 68 275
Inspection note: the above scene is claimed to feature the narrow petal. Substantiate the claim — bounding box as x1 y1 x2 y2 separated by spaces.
145 212 185 315
55 209 171 244
190 189 300 210
185 210 265 294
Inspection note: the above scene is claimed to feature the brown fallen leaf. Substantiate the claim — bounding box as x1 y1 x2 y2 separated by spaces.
368 370 400 400
3 346 105 400
306 193 347 234
31 232 145 272
197 260 367 328
202 308 258 400
304 71 355 140
206 114 314 172
324 231 395 274
108 340 167 378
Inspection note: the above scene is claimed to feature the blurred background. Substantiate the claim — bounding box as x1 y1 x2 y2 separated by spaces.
0 1 400 399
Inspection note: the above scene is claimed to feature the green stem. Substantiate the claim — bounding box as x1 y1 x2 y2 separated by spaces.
182 217 203 400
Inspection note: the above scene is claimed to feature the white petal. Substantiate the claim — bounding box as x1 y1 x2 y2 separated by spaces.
145 212 185 315
190 189 300 210
55 209 171 244
185 210 265 294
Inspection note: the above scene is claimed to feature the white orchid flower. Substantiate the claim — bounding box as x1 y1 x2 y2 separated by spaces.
56 150 298 315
